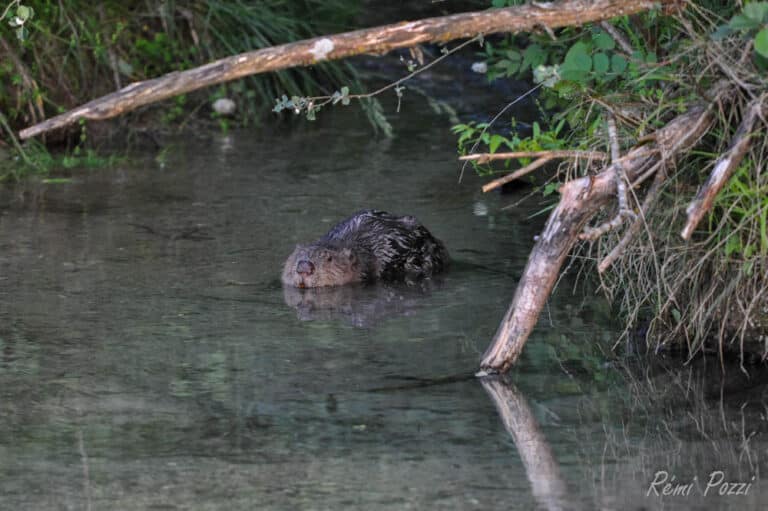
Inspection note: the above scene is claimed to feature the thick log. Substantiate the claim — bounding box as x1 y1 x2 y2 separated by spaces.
479 106 713 375
19 0 672 140
681 97 766 240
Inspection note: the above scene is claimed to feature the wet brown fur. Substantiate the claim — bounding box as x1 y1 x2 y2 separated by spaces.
282 210 448 288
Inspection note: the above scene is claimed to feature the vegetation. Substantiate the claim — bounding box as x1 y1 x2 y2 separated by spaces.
456 1 768 363
0 0 371 179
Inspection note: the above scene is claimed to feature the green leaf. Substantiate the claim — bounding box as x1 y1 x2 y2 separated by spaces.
559 69 588 83
592 31 616 50
729 14 761 31
744 2 768 22
489 134 504 153
711 24 734 40
592 52 610 74
532 121 540 140
755 27 768 57
725 235 741 257
563 41 592 72
611 54 628 74
522 44 546 71
542 182 559 196
505 49 522 62
491 0 507 7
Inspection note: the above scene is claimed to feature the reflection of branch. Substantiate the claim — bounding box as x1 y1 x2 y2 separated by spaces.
78 429 93 511
481 378 570 511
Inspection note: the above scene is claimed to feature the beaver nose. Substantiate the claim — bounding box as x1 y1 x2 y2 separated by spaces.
296 260 315 276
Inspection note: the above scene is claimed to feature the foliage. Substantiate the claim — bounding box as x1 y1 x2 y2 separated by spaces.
715 1 768 61
0 0 375 177
457 1 768 360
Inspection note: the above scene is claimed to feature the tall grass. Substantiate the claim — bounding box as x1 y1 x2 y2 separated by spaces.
0 0 378 168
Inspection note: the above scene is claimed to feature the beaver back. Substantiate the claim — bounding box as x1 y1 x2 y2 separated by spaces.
282 210 448 288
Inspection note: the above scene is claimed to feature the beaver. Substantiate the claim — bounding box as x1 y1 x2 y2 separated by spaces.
282 209 448 288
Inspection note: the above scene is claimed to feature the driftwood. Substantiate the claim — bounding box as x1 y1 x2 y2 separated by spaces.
681 96 766 240
19 0 673 140
478 105 714 375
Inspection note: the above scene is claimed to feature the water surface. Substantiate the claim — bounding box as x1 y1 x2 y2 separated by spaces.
0 99 765 510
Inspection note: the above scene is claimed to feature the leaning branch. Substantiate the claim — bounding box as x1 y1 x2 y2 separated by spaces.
19 0 672 140
482 156 553 193
459 150 608 163
478 105 713 375
681 96 766 240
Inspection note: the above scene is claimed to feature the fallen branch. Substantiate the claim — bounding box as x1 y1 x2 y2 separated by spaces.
19 0 673 140
482 156 553 193
478 105 713 375
681 96 766 240
460 150 607 163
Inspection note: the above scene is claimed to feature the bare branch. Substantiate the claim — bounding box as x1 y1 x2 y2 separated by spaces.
598 167 667 273
479 105 713 375
19 0 674 140
460 150 607 163
579 116 636 240
481 157 553 193
681 96 766 240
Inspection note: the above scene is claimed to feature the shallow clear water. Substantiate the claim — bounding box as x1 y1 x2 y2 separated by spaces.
0 101 766 510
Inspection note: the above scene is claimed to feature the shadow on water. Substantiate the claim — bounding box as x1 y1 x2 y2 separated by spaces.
0 90 766 509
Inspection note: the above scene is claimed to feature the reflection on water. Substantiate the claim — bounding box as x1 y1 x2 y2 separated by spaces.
0 100 766 510
283 279 443 327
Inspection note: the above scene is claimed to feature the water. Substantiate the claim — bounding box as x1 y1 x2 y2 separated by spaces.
0 99 766 510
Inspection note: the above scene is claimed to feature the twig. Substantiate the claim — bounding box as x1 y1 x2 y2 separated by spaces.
482 156 553 193
0 111 32 171
0 35 45 123
460 149 607 163
681 96 766 239
598 167 667 273
599 21 634 55
302 36 481 112
0 0 19 22
459 82 544 182
579 116 636 240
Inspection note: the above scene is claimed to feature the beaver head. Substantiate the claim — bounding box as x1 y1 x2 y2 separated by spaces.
281 243 368 288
